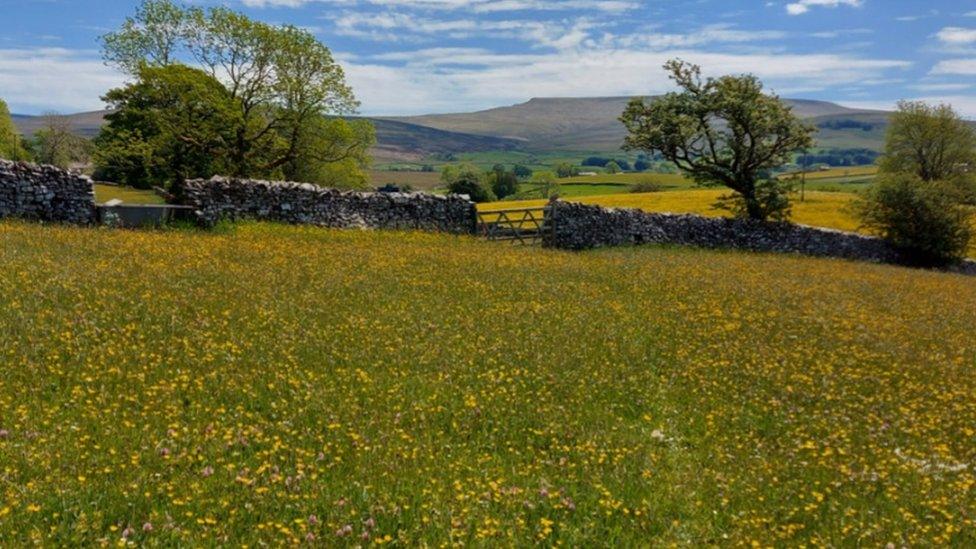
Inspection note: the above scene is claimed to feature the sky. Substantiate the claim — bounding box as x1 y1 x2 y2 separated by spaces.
0 0 974 117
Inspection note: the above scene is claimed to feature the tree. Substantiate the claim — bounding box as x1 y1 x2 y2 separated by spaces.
856 174 973 266
30 113 94 169
880 101 976 183
605 161 621 174
101 0 189 74
442 164 495 202
527 171 559 199
555 162 578 178
101 0 369 183
0 99 29 161
488 164 519 199
281 117 374 189
621 59 815 220
94 64 237 190
513 164 533 179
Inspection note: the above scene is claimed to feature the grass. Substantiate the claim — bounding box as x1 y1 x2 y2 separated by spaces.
94 184 166 205
1 221 975 545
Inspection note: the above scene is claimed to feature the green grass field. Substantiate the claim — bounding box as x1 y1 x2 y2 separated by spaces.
2 221 975 545
94 184 166 205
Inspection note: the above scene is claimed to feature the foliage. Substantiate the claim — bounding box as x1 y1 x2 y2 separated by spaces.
879 101 976 184
94 64 238 190
487 164 519 199
714 178 795 222
442 163 495 202
29 114 94 169
512 164 533 179
525 170 560 199
280 117 374 190
855 174 973 266
555 162 579 178
100 0 370 184
621 59 815 220
605 161 621 174
0 99 30 161
797 148 879 167
3 221 976 545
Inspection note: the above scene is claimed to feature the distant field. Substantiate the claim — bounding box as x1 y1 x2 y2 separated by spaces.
3 221 976 545
94 184 166 205
782 166 878 181
368 170 442 190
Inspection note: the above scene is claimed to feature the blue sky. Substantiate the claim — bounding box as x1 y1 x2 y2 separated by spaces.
1 0 974 116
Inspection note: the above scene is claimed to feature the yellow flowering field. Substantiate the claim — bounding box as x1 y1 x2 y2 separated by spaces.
1 221 975 545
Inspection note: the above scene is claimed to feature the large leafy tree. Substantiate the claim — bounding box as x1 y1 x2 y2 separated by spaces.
879 100 976 184
621 60 814 220
100 0 373 185
94 64 237 190
0 99 30 161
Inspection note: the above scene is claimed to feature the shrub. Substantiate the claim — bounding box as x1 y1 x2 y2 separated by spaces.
631 178 664 193
447 177 495 203
855 174 973 266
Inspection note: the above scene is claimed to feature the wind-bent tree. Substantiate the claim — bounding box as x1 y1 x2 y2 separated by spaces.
100 0 373 187
620 60 814 221
880 100 976 185
0 99 30 161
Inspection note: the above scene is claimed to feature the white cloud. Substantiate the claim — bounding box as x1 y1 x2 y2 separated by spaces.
242 0 638 12
343 47 910 115
0 48 124 114
785 0 862 16
932 58 976 75
936 27 976 45
843 96 976 119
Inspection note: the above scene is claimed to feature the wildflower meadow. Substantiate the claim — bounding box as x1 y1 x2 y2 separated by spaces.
1 221 974 545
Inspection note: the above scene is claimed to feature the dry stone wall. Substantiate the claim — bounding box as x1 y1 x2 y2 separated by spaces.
182 176 477 233
0 160 96 224
544 200 976 274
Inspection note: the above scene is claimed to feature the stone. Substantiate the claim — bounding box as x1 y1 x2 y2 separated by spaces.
0 160 96 224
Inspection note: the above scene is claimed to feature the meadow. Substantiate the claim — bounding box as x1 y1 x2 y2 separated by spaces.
1 221 975 545
94 184 166 205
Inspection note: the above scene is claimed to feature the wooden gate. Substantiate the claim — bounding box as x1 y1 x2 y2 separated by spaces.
476 205 552 245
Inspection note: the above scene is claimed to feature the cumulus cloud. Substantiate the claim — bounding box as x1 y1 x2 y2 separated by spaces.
785 0 862 16
932 58 976 75
936 27 976 45
342 47 911 114
0 48 124 113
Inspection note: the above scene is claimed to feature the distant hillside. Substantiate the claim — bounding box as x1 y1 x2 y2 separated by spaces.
12 111 522 162
18 97 952 158
12 111 107 138
386 97 892 152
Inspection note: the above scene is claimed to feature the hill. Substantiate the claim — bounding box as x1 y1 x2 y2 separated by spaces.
12 111 522 162
2 220 974 545
15 99 971 158
385 97 891 152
